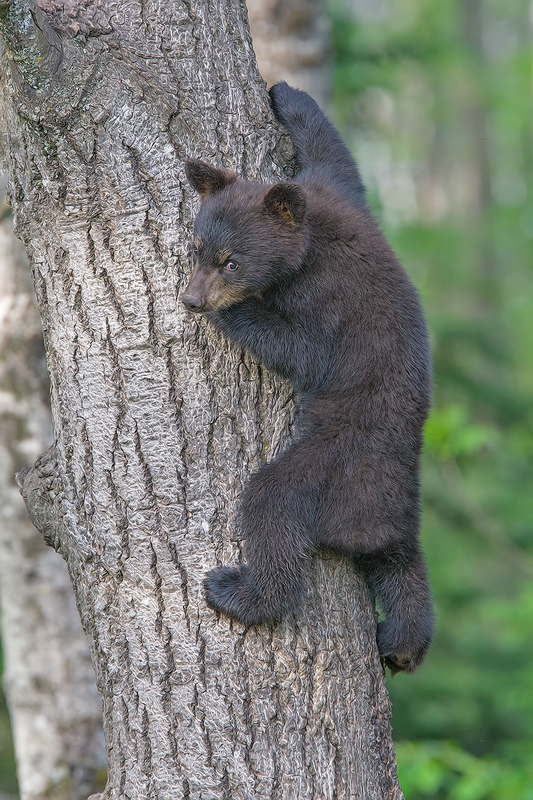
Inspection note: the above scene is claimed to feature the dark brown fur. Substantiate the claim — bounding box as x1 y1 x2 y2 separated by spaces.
182 83 434 673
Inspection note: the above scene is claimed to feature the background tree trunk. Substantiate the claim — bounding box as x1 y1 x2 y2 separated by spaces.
247 0 331 106
0 1 403 798
0 181 106 800
460 0 498 295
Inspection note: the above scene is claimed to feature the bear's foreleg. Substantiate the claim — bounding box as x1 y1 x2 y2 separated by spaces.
208 303 321 391
269 82 368 212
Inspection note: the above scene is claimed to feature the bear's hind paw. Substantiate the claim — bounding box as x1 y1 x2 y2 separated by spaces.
204 565 277 627
377 620 432 674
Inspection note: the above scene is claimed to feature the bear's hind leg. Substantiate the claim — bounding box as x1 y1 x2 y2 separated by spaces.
205 457 317 626
360 543 434 673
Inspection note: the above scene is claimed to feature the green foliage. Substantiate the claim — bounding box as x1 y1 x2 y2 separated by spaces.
397 741 533 800
326 0 533 795
424 406 499 461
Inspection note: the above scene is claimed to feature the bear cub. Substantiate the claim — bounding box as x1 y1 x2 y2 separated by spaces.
182 82 433 673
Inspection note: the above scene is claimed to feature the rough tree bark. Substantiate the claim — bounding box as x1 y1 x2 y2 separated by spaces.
0 2 403 798
0 182 106 799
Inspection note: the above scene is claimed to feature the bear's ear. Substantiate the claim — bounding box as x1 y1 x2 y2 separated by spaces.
184 159 237 199
263 183 306 227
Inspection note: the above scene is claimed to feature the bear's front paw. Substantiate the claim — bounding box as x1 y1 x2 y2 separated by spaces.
204 565 278 627
269 82 304 125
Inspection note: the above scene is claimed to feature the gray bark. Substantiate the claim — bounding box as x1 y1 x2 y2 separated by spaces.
0 2 403 798
0 184 106 800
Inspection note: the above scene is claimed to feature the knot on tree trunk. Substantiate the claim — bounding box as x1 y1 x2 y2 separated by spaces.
16 445 64 551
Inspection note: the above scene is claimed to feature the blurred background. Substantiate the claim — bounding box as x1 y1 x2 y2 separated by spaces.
1 0 533 798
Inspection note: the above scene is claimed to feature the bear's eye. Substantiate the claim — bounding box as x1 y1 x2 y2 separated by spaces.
225 260 239 271
192 245 199 256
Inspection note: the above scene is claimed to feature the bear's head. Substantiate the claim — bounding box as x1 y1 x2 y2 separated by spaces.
181 159 307 314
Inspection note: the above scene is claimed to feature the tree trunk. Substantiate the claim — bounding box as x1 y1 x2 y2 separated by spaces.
0 2 403 798
0 182 106 799
460 0 499 296
1 0 330 794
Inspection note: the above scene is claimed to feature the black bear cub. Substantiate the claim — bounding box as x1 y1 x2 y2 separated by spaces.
182 82 433 673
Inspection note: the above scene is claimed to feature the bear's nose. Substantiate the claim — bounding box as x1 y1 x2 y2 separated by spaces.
182 294 204 312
